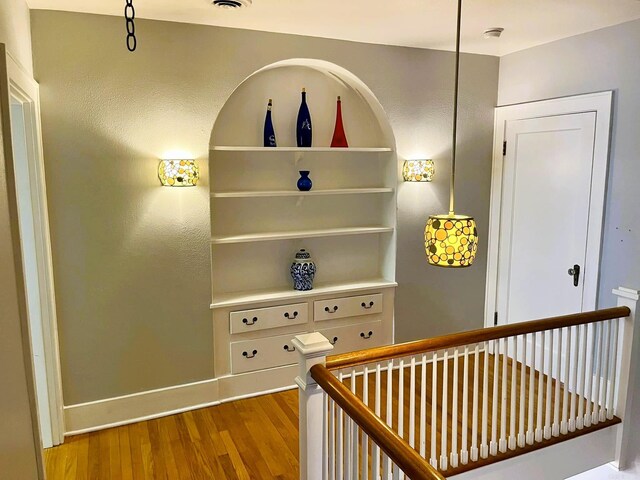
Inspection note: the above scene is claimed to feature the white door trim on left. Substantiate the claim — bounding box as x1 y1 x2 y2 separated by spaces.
5 50 65 446
485 91 613 328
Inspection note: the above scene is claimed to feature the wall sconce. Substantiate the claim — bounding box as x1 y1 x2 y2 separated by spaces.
158 159 199 187
402 159 435 182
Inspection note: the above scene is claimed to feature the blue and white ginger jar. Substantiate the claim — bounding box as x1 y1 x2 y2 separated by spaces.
290 249 316 291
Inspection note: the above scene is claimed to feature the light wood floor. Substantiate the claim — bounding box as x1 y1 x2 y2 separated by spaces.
45 354 619 479
44 390 300 479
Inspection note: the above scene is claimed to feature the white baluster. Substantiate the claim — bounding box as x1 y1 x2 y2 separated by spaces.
409 357 416 449
338 372 344 480
599 321 611 423
536 331 545 442
362 366 369 480
392 463 400 480
471 344 480 462
440 350 449 470
584 324 595 428
518 334 527 448
328 397 335 480
481 342 489 458
567 327 580 432
561 327 571 435
373 363 381 479
386 361 394 479
430 351 438 468
351 368 358 480
606 319 619 421
553 329 562 437
382 453 390 480
461 345 470 464
544 330 553 440
397 360 405 480
509 336 517 450
490 340 499 455
577 324 588 429
451 348 459 468
420 354 427 458
499 337 508 453
527 332 536 445
592 323 604 425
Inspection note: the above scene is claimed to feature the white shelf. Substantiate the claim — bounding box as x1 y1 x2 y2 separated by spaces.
211 279 398 309
211 188 394 198
212 146 392 152
211 226 394 244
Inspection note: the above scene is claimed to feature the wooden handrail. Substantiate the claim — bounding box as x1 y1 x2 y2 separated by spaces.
326 306 631 370
310 364 446 480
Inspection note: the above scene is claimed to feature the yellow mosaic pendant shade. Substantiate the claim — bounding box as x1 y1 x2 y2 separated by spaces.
425 214 478 267
158 159 199 187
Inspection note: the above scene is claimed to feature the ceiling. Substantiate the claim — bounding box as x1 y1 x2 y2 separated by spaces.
27 0 640 56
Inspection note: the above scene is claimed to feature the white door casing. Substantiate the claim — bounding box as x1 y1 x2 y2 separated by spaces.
4 49 65 446
486 92 612 327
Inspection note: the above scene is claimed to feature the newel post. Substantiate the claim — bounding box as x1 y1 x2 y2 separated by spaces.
293 332 334 480
612 286 640 471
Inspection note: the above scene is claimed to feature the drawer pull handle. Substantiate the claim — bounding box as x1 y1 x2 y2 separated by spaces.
284 311 299 319
329 336 339 345
360 331 373 340
242 349 258 359
283 345 296 352
325 305 339 314
361 301 375 309
242 317 258 326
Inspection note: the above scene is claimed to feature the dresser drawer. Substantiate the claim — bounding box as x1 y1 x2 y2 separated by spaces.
319 320 383 356
230 332 303 374
230 303 308 334
314 293 383 322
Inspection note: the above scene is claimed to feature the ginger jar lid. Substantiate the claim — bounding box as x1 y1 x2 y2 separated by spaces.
294 249 312 262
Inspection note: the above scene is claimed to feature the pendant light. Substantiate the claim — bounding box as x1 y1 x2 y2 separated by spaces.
424 0 478 268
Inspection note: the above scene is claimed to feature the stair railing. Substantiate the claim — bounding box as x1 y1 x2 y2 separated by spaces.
296 287 639 479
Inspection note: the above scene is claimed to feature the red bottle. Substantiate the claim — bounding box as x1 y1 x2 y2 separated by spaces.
331 96 349 148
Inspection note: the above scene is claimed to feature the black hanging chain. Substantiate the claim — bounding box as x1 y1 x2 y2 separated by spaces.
125 0 137 52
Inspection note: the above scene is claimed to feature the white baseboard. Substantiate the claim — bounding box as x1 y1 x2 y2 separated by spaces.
64 365 298 436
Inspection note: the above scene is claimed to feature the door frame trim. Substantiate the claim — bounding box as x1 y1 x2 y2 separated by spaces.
4 49 65 445
485 91 613 328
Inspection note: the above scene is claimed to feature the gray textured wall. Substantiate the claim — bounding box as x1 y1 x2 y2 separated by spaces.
31 10 498 405
499 19 640 475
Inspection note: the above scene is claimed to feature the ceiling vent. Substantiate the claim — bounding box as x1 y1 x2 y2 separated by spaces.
483 27 504 39
212 0 252 9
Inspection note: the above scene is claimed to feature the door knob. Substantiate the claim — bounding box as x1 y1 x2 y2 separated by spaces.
568 264 581 287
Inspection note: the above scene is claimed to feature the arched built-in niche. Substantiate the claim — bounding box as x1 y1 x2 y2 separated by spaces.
209 59 398 389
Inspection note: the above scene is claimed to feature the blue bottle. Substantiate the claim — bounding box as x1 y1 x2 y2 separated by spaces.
296 88 312 147
263 99 277 147
297 171 312 191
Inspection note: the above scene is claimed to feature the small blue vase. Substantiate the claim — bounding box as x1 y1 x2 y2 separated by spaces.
297 171 312 191
291 249 316 291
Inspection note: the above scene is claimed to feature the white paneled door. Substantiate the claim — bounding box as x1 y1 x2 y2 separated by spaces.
496 112 598 324
486 93 612 328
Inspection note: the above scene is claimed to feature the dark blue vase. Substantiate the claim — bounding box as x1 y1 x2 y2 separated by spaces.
263 99 277 147
297 171 312 191
296 88 312 147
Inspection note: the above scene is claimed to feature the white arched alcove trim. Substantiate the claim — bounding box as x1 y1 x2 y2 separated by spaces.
208 58 398 398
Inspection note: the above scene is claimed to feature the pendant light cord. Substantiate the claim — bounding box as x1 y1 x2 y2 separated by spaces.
450 0 462 215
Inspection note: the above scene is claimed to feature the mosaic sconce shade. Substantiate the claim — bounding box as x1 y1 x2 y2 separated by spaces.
425 214 478 268
158 159 199 187
402 159 435 182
